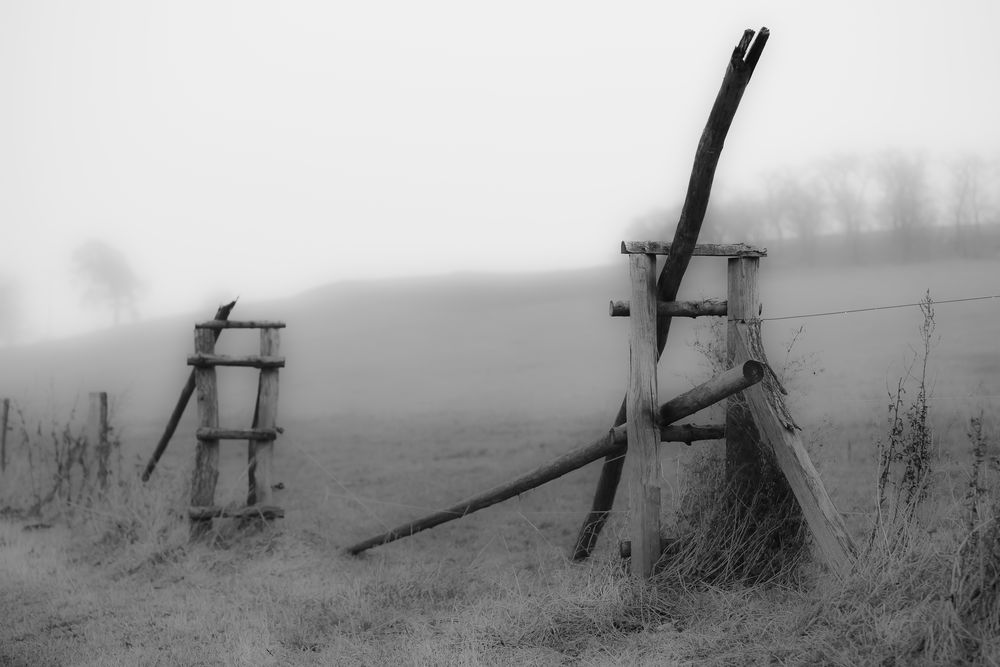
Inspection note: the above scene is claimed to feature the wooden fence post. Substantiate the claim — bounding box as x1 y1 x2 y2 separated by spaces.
1 398 9 473
626 253 661 579
251 328 280 507
87 392 109 489
726 257 761 487
191 328 220 535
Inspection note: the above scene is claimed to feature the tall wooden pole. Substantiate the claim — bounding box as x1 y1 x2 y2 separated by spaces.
572 27 770 560
625 254 661 578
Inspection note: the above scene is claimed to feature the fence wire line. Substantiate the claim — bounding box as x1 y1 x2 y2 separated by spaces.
760 293 1000 322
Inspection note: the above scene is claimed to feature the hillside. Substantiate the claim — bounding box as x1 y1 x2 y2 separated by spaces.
1 253 997 447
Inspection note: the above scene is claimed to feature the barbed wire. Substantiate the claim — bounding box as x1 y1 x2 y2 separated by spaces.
760 294 1000 322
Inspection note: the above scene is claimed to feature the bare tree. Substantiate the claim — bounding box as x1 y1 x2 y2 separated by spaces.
876 150 931 259
820 153 869 262
760 168 824 259
72 239 142 325
949 152 991 256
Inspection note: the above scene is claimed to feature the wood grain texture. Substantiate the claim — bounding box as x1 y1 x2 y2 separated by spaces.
188 505 285 520
190 328 220 535
195 320 286 329
660 424 725 443
620 241 766 257
726 257 762 485
196 427 277 441
625 254 660 578
252 328 281 507
610 298 727 318
186 354 285 369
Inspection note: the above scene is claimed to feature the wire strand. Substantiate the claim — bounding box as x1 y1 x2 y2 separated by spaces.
761 294 1000 322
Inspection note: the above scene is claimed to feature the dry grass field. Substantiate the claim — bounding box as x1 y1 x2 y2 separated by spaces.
1 254 999 665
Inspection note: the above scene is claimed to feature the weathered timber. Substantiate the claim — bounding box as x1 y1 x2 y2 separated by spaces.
573 27 770 561
142 300 236 482
726 257 763 486
660 423 725 443
1 398 9 473
248 374 263 505
625 253 661 578
189 505 285 520
252 328 280 508
186 354 285 369
196 427 277 441
734 322 856 576
87 392 110 489
610 298 727 318
345 360 764 556
619 537 677 559
621 241 767 257
190 328 220 536
195 320 286 329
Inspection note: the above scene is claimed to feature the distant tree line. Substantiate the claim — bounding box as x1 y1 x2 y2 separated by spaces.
629 149 1000 264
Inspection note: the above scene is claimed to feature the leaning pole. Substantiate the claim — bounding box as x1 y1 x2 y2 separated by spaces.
572 27 770 560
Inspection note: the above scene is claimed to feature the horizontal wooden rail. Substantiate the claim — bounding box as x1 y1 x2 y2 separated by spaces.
196 427 278 441
620 241 766 257
610 298 727 318
188 505 285 520
195 320 287 329
344 360 763 556
660 423 725 443
187 354 285 369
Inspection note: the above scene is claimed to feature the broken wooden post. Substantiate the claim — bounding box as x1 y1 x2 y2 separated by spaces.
142 299 236 482
87 392 109 489
573 26 770 561
345 360 764 556
190 327 220 536
625 253 660 578
734 321 856 575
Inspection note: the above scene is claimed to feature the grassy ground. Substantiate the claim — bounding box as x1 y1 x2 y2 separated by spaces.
2 257 999 665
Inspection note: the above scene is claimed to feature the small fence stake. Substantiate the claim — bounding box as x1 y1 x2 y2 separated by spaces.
87 392 109 489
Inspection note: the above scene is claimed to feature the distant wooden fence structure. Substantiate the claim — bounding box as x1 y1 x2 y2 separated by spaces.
141 301 287 534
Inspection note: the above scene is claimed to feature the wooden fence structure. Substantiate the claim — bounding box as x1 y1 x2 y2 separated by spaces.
141 304 287 534
614 242 855 577
346 26 856 579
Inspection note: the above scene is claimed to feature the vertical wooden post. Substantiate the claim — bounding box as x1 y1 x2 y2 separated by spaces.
726 257 761 487
253 328 280 508
625 253 661 579
247 375 262 506
87 392 109 489
0 398 9 473
191 328 220 534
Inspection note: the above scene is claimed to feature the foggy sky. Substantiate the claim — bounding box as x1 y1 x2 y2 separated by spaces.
2 1 999 342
